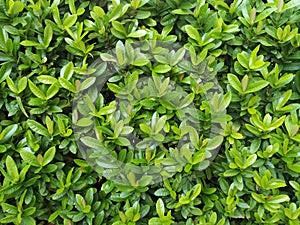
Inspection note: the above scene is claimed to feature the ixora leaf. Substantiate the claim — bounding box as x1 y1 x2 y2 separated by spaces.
6 156 19 182
63 14 77 28
43 147 56 166
0 124 18 143
156 198 165 218
20 40 42 48
7 0 24 15
288 163 300 173
245 80 269 93
127 30 147 38
184 25 201 42
6 76 18 93
178 93 194 109
58 77 76 93
20 149 40 167
79 77 96 91
28 80 46 100
227 73 242 93
2 1 300 224
27 120 50 136
154 65 171 73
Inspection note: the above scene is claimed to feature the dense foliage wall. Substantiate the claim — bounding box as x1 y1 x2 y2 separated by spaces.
0 0 300 224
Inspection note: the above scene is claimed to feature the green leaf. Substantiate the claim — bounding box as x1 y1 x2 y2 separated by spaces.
245 80 269 93
155 116 167 133
1 203 18 214
254 8 276 23
6 156 19 182
107 83 121 93
243 154 257 168
37 75 57 84
156 198 165 218
191 184 201 200
109 4 123 22
178 93 194 109
249 45 260 67
288 163 300 173
16 97 29 117
63 15 77 28
28 80 46 100
60 62 74 80
137 175 152 186
20 149 40 167
46 84 59 99
112 21 126 34
171 47 186 66
185 25 201 42
189 127 199 148
132 58 150 66
18 77 27 93
227 73 242 93
154 65 171 73
127 30 147 38
140 124 152 134
0 124 18 143
218 91 232 111
27 120 50 136
80 136 104 149
237 52 249 69
79 77 96 91
43 147 56 166
116 137 131 146
20 40 42 47
116 40 126 65
7 1 24 15
44 24 53 47
267 195 290 204
58 77 76 93
0 215 16 223
6 76 18 93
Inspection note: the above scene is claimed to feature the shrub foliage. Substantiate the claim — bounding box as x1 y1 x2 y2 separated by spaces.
0 0 300 224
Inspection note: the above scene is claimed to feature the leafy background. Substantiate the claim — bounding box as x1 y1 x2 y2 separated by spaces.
1 0 300 224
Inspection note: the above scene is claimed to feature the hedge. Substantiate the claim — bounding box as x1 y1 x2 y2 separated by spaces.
1 0 300 224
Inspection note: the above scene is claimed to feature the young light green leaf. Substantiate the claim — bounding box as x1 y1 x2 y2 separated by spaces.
0 124 18 143
60 62 74 80
227 73 242 93
6 76 18 93
185 25 201 42
254 8 276 23
6 156 19 182
20 149 40 167
63 15 77 28
16 97 29 117
17 77 27 93
179 93 194 109
237 52 249 69
28 80 46 100
189 126 199 148
27 120 50 136
154 65 171 73
43 146 56 166
79 77 96 91
155 116 167 133
245 80 269 93
58 77 76 93
127 30 147 38
37 75 57 85
140 124 152 134
156 198 165 218
44 24 53 47
46 84 60 99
